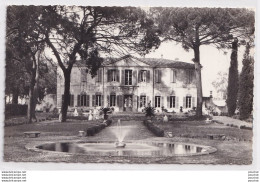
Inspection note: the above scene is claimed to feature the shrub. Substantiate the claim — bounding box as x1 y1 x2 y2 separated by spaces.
86 128 95 136
85 120 112 136
5 104 28 118
240 125 252 130
105 120 112 126
67 115 88 120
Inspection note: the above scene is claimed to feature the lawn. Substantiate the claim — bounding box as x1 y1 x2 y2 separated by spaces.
3 113 253 164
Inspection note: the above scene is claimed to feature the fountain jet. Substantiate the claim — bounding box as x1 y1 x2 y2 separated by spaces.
115 119 126 148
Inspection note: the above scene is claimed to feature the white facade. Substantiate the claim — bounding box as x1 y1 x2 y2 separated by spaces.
57 55 197 113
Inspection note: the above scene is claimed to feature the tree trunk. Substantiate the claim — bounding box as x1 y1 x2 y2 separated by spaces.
27 69 36 123
12 89 19 104
27 55 39 123
61 69 72 122
193 45 203 118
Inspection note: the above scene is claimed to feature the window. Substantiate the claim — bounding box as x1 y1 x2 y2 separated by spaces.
111 70 116 82
140 96 146 107
187 70 193 84
186 96 192 108
155 96 161 108
110 95 116 107
62 94 74 106
125 70 132 85
96 95 102 106
140 70 147 82
108 69 118 82
170 96 176 108
77 95 89 107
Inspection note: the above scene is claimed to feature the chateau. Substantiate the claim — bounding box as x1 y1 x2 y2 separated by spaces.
57 55 197 113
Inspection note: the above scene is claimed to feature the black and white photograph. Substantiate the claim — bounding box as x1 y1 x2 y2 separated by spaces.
2 5 257 166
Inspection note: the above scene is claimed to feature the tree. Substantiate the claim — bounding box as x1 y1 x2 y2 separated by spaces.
212 72 228 100
5 41 30 104
6 6 50 123
43 6 160 122
238 43 254 119
226 38 239 116
153 7 254 117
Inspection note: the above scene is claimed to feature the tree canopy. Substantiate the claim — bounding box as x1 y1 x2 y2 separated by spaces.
151 7 255 117
41 6 160 122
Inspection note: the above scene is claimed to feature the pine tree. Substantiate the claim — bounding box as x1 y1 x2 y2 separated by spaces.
238 43 254 120
226 38 239 116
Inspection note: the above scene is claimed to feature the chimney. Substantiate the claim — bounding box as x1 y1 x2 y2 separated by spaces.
161 54 163 59
210 91 213 98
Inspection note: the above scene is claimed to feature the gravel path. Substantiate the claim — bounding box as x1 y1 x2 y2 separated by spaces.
90 120 155 141
213 116 252 127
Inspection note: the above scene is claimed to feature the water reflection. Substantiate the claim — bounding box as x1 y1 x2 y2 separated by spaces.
37 141 207 157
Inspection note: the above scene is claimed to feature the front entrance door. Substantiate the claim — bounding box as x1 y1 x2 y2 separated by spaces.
123 95 133 111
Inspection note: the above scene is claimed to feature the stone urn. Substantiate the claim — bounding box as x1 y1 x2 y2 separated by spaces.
163 115 168 122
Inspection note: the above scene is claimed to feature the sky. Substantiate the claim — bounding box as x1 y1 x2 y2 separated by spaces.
145 41 246 97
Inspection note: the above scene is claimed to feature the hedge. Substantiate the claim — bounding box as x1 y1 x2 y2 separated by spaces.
5 104 28 118
143 120 164 137
85 120 112 136
240 125 252 130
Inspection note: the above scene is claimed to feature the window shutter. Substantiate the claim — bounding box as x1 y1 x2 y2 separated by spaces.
84 95 87 106
138 70 141 83
155 69 158 83
147 70 150 83
192 97 195 108
176 97 179 108
71 95 74 107
77 95 80 106
170 70 173 83
146 96 150 107
107 95 110 106
92 95 95 107
183 97 186 108
133 70 137 85
185 70 188 84
173 70 177 83
86 95 90 107
116 70 120 82
133 95 137 110
101 95 104 107
121 70 125 85
161 96 164 107
99 69 102 82
117 95 120 106
167 96 170 108
119 95 123 107
158 70 162 83
107 70 110 82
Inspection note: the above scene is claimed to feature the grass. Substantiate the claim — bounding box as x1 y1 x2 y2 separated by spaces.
153 120 252 141
3 113 253 164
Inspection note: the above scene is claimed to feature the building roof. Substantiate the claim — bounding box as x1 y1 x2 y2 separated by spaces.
74 55 195 69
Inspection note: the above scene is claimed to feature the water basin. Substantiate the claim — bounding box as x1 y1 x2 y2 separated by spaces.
36 141 217 157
